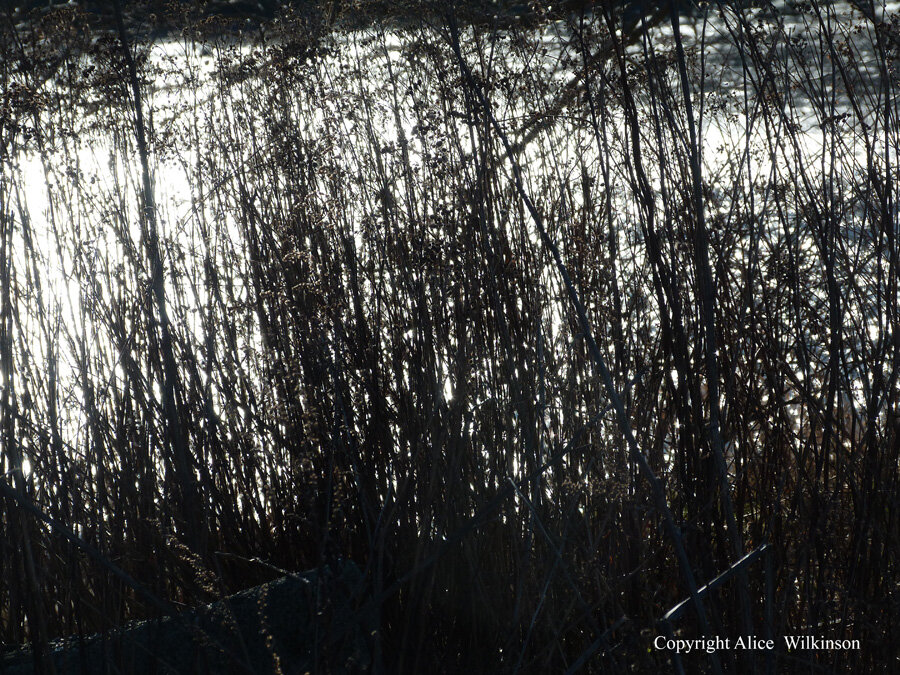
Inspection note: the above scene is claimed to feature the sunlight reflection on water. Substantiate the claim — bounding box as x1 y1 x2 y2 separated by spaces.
5 0 895 487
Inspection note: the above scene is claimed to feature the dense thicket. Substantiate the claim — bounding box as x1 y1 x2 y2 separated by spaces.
1 1 898 672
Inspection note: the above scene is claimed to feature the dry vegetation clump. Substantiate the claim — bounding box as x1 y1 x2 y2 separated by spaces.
1 0 898 672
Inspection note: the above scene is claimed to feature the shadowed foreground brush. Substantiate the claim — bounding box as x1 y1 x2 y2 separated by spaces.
2 560 373 674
